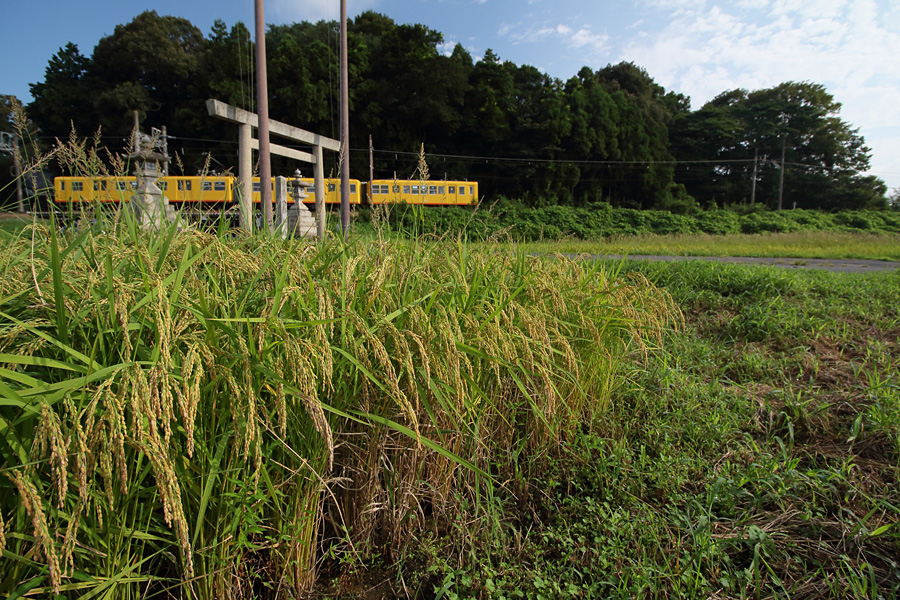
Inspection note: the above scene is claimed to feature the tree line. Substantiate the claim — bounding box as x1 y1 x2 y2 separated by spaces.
6 10 890 211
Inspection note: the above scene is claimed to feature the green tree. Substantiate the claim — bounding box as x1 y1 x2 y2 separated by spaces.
89 10 206 137
671 82 886 210
28 43 93 139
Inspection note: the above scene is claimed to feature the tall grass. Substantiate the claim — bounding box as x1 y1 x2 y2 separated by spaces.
0 211 677 598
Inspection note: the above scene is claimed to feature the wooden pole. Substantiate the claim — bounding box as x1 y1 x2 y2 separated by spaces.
339 0 350 240
777 136 786 211
750 146 758 205
255 0 273 233
12 141 25 213
161 126 169 176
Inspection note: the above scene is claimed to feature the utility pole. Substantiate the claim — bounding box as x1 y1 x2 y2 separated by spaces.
132 110 140 153
161 126 169 176
255 0 273 233
1 132 25 212
750 147 758 205
777 136 786 211
12 139 25 213
339 0 350 240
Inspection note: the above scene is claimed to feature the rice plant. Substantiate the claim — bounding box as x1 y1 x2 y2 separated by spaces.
0 208 677 598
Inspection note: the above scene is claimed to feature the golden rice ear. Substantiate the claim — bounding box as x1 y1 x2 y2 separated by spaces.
9 470 62 594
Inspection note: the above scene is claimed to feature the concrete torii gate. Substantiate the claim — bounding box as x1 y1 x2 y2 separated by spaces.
206 99 342 236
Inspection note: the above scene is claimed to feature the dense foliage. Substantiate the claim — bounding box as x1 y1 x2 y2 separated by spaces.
13 10 888 211
373 202 900 241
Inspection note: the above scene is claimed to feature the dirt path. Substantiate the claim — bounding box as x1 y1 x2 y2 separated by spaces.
595 254 900 274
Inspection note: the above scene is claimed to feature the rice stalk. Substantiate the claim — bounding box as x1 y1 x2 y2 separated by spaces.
0 207 678 597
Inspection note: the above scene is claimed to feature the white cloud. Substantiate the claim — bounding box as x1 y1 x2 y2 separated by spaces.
622 0 900 186
437 40 458 56
501 21 609 56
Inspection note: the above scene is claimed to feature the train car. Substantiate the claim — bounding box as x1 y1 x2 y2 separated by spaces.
365 180 478 206
250 177 362 205
55 176 136 203
55 175 235 204
164 176 234 204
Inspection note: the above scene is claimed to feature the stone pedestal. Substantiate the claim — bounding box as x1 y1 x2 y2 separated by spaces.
287 203 318 239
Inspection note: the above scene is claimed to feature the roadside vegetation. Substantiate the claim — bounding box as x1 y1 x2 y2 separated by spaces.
333 259 899 599
372 202 900 244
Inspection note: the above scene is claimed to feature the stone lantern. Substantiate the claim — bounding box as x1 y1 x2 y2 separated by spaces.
286 170 317 238
129 134 176 229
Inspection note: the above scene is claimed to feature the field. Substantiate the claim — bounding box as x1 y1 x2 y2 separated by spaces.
0 210 898 599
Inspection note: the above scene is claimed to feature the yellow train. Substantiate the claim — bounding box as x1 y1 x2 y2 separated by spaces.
366 180 478 205
53 176 477 207
54 175 362 205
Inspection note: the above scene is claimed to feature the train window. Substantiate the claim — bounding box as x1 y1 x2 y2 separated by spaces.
393 185 400 193
328 183 336 192
159 181 168 190
429 186 437 195
351 184 357 193
470 186 474 195
438 186 444 194
130 182 138 190
403 185 410 194
449 186 456 194
178 180 192 191
72 181 83 191
253 182 261 192
60 181 65 191
411 185 419 194
214 182 226 191
93 180 107 191
116 182 127 191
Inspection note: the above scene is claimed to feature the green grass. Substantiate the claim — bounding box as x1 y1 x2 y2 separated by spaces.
350 260 900 599
525 230 900 261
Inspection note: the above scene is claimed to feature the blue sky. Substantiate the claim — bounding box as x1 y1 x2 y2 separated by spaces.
3 0 900 191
